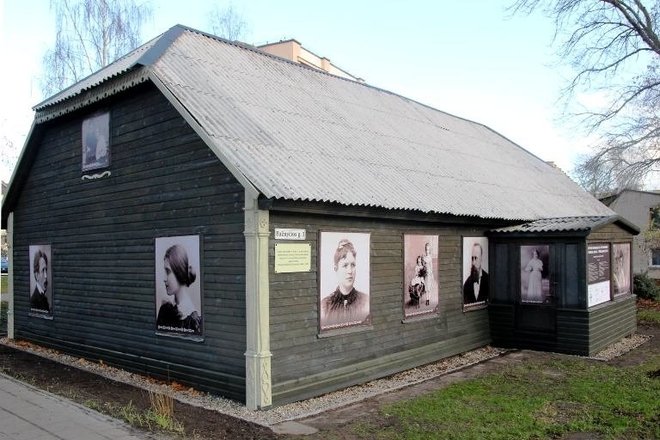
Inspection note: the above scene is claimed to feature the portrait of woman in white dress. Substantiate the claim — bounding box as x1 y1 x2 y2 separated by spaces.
520 245 550 303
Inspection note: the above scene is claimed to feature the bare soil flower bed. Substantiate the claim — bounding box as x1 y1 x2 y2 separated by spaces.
0 317 656 439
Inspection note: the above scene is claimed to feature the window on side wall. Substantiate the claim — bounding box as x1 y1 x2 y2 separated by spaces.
651 249 660 267
82 111 111 173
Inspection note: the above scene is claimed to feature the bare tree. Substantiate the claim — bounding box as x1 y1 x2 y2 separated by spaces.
41 0 152 97
208 3 248 41
0 133 18 182
512 0 660 194
574 150 644 196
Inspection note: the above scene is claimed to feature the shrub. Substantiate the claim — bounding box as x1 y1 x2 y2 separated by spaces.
633 273 660 301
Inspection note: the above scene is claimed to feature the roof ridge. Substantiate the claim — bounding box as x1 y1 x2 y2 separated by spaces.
134 25 187 67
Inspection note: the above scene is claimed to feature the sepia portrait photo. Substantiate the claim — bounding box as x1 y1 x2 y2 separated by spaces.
462 237 489 308
319 231 370 332
82 111 110 172
29 244 53 317
612 243 631 296
520 245 550 303
403 234 438 318
155 235 203 338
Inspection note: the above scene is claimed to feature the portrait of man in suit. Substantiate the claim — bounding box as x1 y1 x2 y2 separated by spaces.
463 238 489 307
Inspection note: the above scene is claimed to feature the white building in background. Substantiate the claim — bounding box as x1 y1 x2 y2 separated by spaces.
601 189 660 280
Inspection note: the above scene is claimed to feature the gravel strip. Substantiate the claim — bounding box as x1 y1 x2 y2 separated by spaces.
1 332 651 427
589 333 652 361
0 338 503 426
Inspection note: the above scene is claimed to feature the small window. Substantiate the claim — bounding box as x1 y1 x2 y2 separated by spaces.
651 249 660 267
82 111 111 172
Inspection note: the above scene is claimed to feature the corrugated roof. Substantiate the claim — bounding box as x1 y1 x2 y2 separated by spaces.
33 32 163 111
490 215 639 234
32 25 615 221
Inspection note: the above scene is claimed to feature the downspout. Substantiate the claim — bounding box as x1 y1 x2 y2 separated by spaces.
243 189 272 409
7 212 14 339
148 71 272 410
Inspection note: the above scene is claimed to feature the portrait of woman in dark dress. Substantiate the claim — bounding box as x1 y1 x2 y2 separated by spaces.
321 238 370 329
157 243 202 335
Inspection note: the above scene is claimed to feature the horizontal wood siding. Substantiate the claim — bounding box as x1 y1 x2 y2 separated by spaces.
269 212 493 405
588 295 636 355
555 296 636 356
556 309 590 354
587 223 633 243
487 227 635 357
11 84 247 401
488 304 515 348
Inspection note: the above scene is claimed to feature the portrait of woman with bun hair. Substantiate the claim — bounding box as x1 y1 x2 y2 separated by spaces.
319 232 371 331
155 236 202 337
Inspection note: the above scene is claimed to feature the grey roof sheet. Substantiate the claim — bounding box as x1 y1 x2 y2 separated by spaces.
490 215 639 234
33 33 162 110
35 25 616 221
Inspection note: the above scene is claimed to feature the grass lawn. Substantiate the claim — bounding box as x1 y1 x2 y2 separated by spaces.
351 356 660 440
638 308 660 325
637 298 660 325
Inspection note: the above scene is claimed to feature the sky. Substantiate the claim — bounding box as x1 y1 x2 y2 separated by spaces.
0 0 597 184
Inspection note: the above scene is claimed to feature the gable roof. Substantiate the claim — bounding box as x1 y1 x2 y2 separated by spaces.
599 189 660 207
5 25 613 225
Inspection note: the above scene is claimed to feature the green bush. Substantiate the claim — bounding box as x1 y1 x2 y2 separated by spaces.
633 273 660 300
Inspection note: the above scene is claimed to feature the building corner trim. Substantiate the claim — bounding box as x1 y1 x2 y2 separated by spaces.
244 192 272 409
7 212 14 339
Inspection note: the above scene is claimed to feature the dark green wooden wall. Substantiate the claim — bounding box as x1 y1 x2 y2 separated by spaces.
268 212 493 405
489 223 636 356
11 84 247 401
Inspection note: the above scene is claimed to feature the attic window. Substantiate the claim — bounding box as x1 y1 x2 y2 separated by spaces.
82 111 111 172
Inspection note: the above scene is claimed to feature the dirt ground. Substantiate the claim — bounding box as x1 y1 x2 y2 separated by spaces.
0 312 658 439
0 345 276 440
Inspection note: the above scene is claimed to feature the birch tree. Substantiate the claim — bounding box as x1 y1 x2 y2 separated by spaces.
208 3 247 41
41 0 152 97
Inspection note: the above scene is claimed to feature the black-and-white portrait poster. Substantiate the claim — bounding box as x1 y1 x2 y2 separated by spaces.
29 245 53 317
462 237 489 308
155 235 203 338
520 245 551 304
612 243 631 296
319 232 370 332
82 111 110 172
403 234 438 318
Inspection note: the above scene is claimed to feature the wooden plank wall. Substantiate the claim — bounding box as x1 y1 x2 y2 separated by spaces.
11 84 248 401
488 223 636 356
588 295 636 354
268 212 493 405
587 223 633 243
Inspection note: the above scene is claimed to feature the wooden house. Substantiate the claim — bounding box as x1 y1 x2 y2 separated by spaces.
1 25 638 409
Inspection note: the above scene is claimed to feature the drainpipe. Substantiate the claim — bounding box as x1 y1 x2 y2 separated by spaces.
7 212 14 339
244 189 272 409
150 71 272 409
